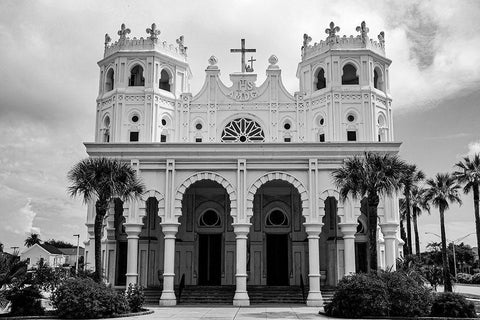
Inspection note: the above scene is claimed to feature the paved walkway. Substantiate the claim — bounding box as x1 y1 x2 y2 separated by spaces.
114 306 329 319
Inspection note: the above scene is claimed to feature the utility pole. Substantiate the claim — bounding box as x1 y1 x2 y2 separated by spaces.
73 234 80 275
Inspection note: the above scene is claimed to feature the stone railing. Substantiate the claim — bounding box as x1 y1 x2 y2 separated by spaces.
303 35 385 60
104 37 187 61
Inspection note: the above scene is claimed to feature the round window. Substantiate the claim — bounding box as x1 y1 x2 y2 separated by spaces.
195 123 203 130
161 119 167 126
131 115 139 123
267 210 288 226
200 210 220 227
284 122 291 130
319 117 325 126
347 114 355 122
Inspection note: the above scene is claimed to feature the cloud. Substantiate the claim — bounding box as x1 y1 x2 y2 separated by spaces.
3 198 40 236
467 140 480 157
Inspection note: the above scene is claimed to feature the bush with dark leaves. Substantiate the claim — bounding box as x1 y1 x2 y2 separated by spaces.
5 285 44 316
125 283 145 312
430 292 476 318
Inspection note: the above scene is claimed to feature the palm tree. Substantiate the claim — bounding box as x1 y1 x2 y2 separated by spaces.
24 233 41 247
454 154 480 261
423 173 462 292
67 157 144 282
410 186 430 256
332 152 407 271
399 165 425 255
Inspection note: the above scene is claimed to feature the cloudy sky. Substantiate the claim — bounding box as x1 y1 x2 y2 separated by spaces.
0 0 479 252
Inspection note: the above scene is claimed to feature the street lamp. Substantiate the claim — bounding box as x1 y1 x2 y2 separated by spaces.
425 232 475 277
73 234 80 275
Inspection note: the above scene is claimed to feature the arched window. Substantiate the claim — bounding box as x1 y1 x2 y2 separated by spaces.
129 65 145 86
342 64 359 85
377 114 387 142
373 67 384 91
105 69 114 91
159 69 171 92
103 116 110 142
315 68 326 90
221 118 265 143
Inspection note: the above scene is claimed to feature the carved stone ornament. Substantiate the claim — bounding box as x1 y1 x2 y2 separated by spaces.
356 21 369 44
208 55 218 66
268 55 278 66
325 21 340 45
146 23 161 42
176 35 187 54
104 33 111 48
378 31 385 47
117 23 131 43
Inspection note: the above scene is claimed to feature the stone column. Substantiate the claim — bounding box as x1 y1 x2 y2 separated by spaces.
380 223 398 271
304 223 323 307
159 222 179 306
124 223 143 286
339 223 357 276
232 223 250 306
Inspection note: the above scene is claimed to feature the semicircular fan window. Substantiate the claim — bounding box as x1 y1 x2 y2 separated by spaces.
221 118 265 142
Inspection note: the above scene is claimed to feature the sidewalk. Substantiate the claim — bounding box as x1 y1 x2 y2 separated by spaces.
114 306 329 319
438 284 480 297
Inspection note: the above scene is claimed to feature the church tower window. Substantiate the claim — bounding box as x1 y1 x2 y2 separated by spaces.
373 67 384 91
105 69 114 91
129 65 145 86
315 68 326 90
130 131 139 142
221 118 265 143
347 130 357 141
103 116 111 142
342 64 359 85
319 133 325 142
160 134 167 142
159 69 171 92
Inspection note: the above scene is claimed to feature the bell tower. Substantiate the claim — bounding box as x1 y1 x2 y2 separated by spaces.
95 23 192 143
297 21 392 143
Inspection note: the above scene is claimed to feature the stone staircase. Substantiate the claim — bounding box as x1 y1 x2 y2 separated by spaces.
144 286 334 306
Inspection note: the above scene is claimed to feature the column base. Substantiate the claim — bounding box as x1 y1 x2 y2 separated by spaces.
159 291 177 306
306 291 323 307
233 292 250 306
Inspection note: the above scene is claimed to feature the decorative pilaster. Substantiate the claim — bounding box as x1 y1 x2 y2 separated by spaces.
232 223 251 306
159 222 179 306
304 223 323 307
339 223 357 276
124 223 143 286
380 223 398 271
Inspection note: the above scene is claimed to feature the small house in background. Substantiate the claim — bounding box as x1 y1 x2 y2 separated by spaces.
57 247 85 267
20 243 66 269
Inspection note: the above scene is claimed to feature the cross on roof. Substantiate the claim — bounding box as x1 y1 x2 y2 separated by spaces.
230 39 256 73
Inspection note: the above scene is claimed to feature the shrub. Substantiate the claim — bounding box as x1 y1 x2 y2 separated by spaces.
51 277 129 319
325 273 389 318
430 292 476 318
456 273 473 284
471 273 480 284
421 265 444 290
380 271 433 317
125 283 145 312
5 285 44 316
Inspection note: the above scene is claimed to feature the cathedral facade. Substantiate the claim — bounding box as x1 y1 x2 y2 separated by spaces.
83 22 402 306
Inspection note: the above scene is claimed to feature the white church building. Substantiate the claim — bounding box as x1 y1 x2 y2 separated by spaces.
83 21 402 306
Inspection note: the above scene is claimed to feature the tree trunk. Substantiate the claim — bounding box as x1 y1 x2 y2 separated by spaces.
439 207 452 292
474 184 480 265
413 209 420 256
405 191 412 256
367 193 380 271
94 200 108 283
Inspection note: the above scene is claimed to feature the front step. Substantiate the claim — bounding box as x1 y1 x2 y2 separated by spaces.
143 286 335 306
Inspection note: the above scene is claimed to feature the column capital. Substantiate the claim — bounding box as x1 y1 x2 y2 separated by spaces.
304 222 323 235
124 223 143 237
339 222 357 238
232 222 251 235
380 222 398 238
160 222 180 236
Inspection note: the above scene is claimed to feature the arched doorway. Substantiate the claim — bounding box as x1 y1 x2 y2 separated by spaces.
249 180 307 286
175 180 234 286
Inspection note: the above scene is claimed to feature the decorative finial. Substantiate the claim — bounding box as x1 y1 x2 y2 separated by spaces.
117 23 131 44
301 33 312 58
208 55 218 66
245 56 256 72
356 21 369 44
146 23 161 42
268 55 278 66
176 35 187 55
104 33 111 49
325 21 340 45
378 31 385 47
